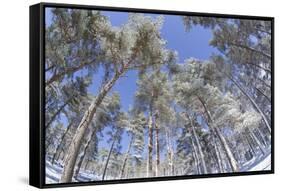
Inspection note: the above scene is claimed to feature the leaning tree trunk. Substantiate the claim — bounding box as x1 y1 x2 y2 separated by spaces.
214 127 239 172
46 101 69 129
191 137 201 174
147 106 154 177
102 136 117 180
119 135 133 179
164 126 174 176
46 60 95 87
51 121 73 164
213 136 224 173
74 129 96 179
60 71 123 183
223 72 271 133
256 127 267 147
155 114 160 177
245 133 257 156
248 128 266 155
228 42 271 60
186 114 207 174
197 95 239 172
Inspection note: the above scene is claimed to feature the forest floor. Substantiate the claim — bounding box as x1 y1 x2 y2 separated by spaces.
45 151 272 184
46 160 101 184
241 149 271 172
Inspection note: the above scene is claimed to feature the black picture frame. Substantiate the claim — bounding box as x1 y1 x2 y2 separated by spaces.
30 2 274 188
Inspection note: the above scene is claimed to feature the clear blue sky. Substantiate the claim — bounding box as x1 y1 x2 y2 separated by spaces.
45 8 217 155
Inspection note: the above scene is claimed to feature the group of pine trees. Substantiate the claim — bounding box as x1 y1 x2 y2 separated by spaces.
45 8 272 183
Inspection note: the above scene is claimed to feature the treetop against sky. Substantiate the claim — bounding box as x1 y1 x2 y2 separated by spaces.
46 8 217 112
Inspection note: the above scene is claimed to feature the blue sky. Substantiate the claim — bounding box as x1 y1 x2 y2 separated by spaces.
46 8 217 155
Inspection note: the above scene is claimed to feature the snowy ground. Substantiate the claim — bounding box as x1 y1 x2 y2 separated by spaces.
46 160 101 184
241 149 271 172
248 154 271 171
46 151 271 184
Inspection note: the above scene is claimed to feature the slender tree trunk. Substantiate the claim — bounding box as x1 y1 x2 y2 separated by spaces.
46 60 95 87
244 61 271 74
164 126 174 176
46 101 69 129
147 106 154 177
84 159 90 170
60 70 123 183
191 138 200 174
245 133 257 156
213 137 224 173
51 121 73 164
223 72 271 133
248 128 266 155
197 95 239 172
258 78 271 89
119 135 133 179
155 113 160 177
256 127 267 147
102 136 117 180
255 87 271 103
214 127 239 172
74 129 96 179
228 42 271 59
186 114 207 174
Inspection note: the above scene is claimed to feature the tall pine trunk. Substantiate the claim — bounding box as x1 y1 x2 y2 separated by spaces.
213 136 224 173
214 127 239 172
102 136 117 180
197 95 239 172
191 137 201 174
164 126 174 176
46 101 69 129
155 113 160 177
119 135 133 179
245 133 257 156
248 128 266 155
186 114 207 174
74 129 96 179
51 121 73 164
60 71 123 183
147 106 154 177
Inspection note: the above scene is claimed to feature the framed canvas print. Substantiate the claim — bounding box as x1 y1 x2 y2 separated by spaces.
29 2 274 188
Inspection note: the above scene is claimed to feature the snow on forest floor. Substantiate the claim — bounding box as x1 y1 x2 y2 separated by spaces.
241 149 271 172
46 160 101 184
46 151 271 184
247 154 271 171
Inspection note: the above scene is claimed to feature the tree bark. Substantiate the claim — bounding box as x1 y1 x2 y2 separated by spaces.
255 87 271 103
119 135 133 179
197 95 239 172
191 138 201 174
74 129 96 179
213 136 224 173
60 70 123 183
102 136 117 180
155 113 160 177
245 133 257 156
214 127 239 172
46 101 69 129
46 59 94 87
51 121 73 164
248 128 266 155
164 126 174 176
147 106 154 177
186 114 207 174
256 127 267 147
228 42 271 60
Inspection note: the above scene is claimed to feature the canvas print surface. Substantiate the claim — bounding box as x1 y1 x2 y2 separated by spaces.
45 7 272 184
